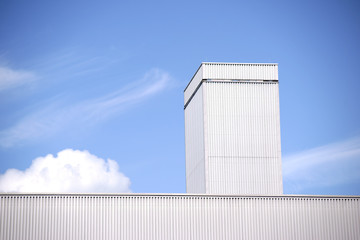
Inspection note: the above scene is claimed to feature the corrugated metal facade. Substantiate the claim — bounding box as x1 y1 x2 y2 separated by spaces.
184 63 282 194
1 194 359 240
202 62 278 81
204 81 282 194
184 85 205 193
184 63 278 105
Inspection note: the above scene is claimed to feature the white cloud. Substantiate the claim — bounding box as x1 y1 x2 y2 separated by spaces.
0 68 171 148
283 136 360 193
0 149 131 193
0 66 37 91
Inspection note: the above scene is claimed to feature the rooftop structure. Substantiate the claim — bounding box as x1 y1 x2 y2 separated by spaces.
185 63 282 194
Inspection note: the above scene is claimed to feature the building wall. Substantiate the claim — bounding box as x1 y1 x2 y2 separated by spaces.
202 62 278 80
184 85 206 193
184 63 282 194
184 63 278 106
204 81 282 194
1 194 359 240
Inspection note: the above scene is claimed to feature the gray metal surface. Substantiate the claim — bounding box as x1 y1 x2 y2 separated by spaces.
1 193 359 240
184 84 206 193
184 63 278 105
204 81 282 194
184 63 282 194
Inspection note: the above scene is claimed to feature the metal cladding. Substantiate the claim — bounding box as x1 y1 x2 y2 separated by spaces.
185 85 206 193
184 63 278 106
184 63 282 194
1 194 359 240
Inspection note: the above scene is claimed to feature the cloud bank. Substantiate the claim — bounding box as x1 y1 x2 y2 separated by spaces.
0 66 36 91
0 68 171 148
283 136 360 193
0 149 131 193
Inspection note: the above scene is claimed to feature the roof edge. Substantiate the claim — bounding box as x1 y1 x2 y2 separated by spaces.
1 193 359 199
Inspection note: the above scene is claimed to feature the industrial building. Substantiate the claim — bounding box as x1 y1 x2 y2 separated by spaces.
1 63 359 239
184 63 282 194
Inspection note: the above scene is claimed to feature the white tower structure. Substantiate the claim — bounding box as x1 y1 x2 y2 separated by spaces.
184 62 283 195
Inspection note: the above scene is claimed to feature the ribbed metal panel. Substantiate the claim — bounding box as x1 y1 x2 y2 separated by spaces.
204 81 282 194
184 85 205 193
184 63 278 106
202 62 278 81
184 63 282 195
1 194 359 240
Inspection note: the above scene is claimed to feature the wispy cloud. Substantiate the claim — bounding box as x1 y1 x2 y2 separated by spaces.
0 66 37 91
0 68 172 148
34 51 108 79
83 68 171 121
0 149 131 193
283 136 360 193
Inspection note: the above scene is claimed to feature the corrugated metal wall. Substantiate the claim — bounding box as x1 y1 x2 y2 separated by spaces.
204 81 283 194
184 62 282 195
203 62 278 81
1 194 359 240
184 63 278 106
184 85 206 193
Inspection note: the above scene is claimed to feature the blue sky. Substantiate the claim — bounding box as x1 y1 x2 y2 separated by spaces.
0 0 359 195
